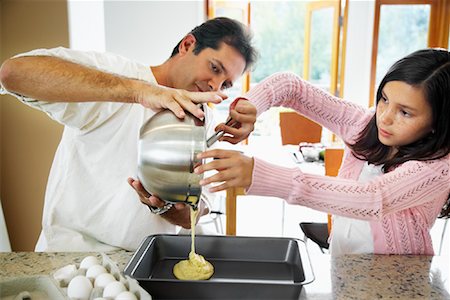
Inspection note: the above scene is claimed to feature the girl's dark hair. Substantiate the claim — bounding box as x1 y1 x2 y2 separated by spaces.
439 194 450 219
351 48 450 170
351 49 450 218
170 17 258 72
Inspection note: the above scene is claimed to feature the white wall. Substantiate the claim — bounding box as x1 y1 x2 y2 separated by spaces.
104 1 204 65
68 1 204 65
343 0 375 108
68 0 106 51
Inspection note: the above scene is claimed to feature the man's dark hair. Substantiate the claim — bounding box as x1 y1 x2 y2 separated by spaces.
170 17 257 72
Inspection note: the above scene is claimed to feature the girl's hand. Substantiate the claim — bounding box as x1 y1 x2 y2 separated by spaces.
194 149 254 192
214 99 257 144
137 83 227 120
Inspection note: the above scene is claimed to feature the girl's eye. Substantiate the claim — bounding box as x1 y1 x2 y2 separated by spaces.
400 110 411 117
381 96 388 103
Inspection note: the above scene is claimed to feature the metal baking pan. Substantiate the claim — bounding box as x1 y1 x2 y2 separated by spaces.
124 234 314 299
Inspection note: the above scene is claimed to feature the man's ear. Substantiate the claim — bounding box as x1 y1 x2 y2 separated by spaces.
179 34 196 55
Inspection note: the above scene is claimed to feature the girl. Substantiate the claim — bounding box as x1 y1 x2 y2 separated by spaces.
195 48 450 255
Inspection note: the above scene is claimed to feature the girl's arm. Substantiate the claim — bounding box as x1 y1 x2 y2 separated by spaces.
248 156 449 220
245 72 373 143
196 150 449 220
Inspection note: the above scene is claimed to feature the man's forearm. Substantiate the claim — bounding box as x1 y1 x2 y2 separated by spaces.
0 55 141 103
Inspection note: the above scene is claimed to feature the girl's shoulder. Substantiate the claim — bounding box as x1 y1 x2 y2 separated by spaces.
397 154 450 174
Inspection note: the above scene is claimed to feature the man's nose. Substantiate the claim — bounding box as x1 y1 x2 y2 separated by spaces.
208 78 224 92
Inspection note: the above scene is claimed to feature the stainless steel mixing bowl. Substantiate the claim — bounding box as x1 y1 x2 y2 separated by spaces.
137 110 206 208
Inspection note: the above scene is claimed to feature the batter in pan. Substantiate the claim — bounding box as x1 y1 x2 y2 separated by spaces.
173 207 214 280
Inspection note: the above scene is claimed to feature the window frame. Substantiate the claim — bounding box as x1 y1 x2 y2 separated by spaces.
304 0 342 96
369 0 450 106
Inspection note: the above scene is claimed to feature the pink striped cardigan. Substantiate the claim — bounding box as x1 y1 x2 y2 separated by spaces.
244 72 450 255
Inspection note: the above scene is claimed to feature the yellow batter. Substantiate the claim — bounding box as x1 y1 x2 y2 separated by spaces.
173 207 214 280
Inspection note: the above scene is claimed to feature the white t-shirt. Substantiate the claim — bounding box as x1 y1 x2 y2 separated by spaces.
1 47 217 251
329 162 383 256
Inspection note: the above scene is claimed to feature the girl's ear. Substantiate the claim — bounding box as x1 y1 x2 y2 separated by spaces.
178 34 196 55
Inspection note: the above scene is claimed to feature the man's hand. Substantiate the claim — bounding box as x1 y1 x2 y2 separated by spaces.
127 177 207 228
136 84 227 120
213 99 257 144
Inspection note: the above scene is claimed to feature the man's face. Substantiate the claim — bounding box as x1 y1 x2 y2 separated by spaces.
171 36 246 93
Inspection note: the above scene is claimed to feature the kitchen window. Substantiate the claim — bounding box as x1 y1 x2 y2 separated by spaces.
205 0 449 239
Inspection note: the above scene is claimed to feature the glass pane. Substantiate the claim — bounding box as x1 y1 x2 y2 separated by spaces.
248 1 307 137
309 7 333 92
215 7 246 21
212 1 309 133
376 5 430 88
250 1 306 85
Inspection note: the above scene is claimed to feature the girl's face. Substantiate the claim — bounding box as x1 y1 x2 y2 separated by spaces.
376 81 433 149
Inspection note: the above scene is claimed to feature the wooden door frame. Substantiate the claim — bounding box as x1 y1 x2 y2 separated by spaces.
303 0 342 96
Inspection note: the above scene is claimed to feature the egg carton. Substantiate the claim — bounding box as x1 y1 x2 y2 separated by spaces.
52 253 152 300
0 275 67 300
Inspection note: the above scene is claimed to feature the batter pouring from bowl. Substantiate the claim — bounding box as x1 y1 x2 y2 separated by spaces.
173 207 214 280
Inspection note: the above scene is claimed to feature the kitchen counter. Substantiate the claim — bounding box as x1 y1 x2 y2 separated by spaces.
1 251 449 299
304 253 449 300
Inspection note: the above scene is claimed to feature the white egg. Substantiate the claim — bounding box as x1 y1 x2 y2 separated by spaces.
115 291 138 300
94 272 116 288
67 275 93 300
102 281 127 298
80 255 100 269
86 264 108 280
53 264 77 283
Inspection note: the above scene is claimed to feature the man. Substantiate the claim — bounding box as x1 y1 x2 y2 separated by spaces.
0 17 258 251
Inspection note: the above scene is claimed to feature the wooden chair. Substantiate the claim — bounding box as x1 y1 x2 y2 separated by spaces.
324 148 344 231
299 148 344 252
279 111 322 145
